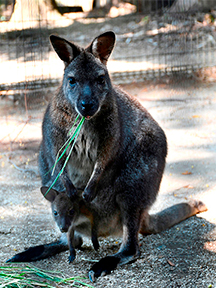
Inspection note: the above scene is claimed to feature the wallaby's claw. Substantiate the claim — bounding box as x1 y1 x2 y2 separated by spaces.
88 270 96 282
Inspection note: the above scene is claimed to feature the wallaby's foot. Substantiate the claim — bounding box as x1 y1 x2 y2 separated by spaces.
88 256 120 282
88 249 140 282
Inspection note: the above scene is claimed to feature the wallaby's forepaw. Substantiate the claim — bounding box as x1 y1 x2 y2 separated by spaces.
88 256 120 282
189 200 208 213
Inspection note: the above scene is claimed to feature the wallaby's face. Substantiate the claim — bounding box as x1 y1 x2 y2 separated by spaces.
50 32 115 119
63 53 110 118
51 193 77 233
41 187 78 233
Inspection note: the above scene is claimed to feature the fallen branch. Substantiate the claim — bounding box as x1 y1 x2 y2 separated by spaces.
8 157 39 176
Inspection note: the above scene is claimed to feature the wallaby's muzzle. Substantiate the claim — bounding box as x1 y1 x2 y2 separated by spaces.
77 98 99 119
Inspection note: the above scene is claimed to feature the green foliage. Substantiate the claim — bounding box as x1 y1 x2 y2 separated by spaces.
0 264 94 287
44 115 85 197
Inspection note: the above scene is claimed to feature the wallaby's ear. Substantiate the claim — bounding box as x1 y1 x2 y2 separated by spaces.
87 31 115 65
40 186 59 203
65 183 78 200
50 35 81 65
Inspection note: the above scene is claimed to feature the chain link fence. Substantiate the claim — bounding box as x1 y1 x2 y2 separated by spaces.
1 0 216 94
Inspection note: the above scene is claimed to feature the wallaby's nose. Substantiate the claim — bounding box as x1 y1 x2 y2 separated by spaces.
60 226 68 233
78 98 99 118
81 100 94 112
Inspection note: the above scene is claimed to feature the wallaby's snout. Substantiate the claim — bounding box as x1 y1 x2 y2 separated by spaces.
78 99 99 118
77 84 99 118
59 221 69 233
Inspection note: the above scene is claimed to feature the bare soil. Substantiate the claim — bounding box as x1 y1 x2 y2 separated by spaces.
0 76 216 287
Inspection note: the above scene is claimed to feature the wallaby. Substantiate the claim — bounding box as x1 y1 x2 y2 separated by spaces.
7 31 207 282
40 186 100 263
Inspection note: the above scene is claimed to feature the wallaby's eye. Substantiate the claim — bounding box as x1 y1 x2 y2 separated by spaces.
53 210 58 216
68 209 74 216
68 77 76 87
97 75 105 85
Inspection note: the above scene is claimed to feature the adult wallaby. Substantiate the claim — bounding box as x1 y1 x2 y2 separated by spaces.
7 31 207 281
40 186 100 263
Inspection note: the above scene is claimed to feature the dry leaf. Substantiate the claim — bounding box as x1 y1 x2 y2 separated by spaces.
167 259 175 266
183 184 194 189
182 171 192 175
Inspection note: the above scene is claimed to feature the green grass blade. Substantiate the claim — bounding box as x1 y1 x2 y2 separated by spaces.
72 280 95 288
51 116 84 176
44 116 85 197
56 118 84 179
68 114 81 136
0 265 93 288
51 114 80 176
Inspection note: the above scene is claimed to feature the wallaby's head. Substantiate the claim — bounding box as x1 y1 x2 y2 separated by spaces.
50 31 116 119
41 187 79 233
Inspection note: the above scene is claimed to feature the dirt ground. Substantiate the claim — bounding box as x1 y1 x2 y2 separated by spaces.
0 76 216 287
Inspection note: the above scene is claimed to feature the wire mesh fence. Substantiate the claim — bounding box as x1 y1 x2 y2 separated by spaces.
1 0 216 93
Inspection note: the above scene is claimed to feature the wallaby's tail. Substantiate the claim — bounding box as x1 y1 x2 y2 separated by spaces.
140 200 207 235
6 240 68 263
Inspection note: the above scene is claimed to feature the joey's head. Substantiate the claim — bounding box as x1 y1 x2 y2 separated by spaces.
41 187 79 233
49 31 116 119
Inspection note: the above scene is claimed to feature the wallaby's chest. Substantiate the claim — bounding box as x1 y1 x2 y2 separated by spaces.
66 129 98 189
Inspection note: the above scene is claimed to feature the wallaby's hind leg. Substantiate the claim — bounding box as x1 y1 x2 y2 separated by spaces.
88 200 207 282
6 233 83 263
89 195 141 282
139 200 207 235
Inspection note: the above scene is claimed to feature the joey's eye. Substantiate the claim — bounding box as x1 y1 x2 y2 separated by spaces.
68 77 76 87
68 209 74 216
97 75 105 85
53 210 58 216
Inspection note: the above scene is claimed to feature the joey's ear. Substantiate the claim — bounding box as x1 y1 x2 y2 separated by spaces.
63 177 78 199
86 31 115 64
40 186 59 203
50 35 81 65
65 185 78 200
